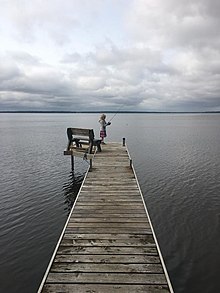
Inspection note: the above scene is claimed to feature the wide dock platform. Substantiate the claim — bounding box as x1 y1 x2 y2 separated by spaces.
38 143 173 292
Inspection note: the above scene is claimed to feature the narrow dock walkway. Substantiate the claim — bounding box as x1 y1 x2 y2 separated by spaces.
39 143 173 293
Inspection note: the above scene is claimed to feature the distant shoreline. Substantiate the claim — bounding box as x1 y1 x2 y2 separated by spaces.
0 111 219 114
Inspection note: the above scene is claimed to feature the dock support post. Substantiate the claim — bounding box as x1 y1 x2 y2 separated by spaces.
123 137 125 146
89 159 92 171
71 155 74 172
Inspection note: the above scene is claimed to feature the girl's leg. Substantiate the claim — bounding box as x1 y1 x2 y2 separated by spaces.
100 130 105 143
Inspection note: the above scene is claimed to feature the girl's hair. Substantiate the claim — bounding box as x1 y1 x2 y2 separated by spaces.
100 114 106 120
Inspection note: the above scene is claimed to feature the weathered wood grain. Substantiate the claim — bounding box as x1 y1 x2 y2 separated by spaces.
72 203 145 209
68 217 149 223
62 233 153 239
75 203 144 208
79 191 141 195
57 246 158 255
50 263 163 273
71 212 147 217
64 227 152 234
54 254 161 264
66 222 150 228
72 209 147 215
43 284 170 293
46 272 167 284
77 198 143 203
60 237 155 246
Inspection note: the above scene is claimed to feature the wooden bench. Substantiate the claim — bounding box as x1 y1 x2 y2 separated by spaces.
66 128 102 154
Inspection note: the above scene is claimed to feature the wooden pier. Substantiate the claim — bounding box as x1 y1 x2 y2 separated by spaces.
38 142 173 292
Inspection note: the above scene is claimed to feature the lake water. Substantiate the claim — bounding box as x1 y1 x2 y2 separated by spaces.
0 113 220 293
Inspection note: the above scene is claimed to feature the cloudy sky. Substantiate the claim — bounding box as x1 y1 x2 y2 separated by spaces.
0 0 220 112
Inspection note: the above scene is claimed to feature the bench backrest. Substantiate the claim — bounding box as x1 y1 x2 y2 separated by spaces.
67 128 95 151
67 128 94 140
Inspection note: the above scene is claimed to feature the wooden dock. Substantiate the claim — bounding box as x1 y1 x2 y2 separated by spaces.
38 142 173 293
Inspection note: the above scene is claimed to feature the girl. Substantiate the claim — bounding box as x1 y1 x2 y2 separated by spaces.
99 114 111 144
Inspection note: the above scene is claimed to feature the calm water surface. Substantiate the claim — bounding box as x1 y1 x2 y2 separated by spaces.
0 113 219 293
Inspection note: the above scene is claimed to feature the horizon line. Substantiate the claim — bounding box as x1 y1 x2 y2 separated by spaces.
0 110 220 114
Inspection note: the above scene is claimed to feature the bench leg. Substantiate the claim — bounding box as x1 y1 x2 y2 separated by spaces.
92 139 102 152
89 159 92 171
97 142 102 152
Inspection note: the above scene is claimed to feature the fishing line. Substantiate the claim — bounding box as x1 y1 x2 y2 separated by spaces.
109 104 125 122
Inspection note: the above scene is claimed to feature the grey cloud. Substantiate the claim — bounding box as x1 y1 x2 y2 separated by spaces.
166 96 220 112
127 0 220 49
0 0 106 45
0 63 21 82
1 1 220 112
9 51 41 65
61 53 82 64
1 42 220 112
1 0 80 44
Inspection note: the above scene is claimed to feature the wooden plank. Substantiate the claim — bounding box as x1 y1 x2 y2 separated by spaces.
66 222 150 228
80 189 139 194
60 237 155 246
77 198 143 203
86 173 135 178
87 172 134 177
94 157 130 160
64 228 152 234
89 166 132 170
83 182 138 186
68 217 149 223
79 190 140 193
78 194 141 198
86 174 137 180
62 232 152 238
75 198 142 203
71 212 147 217
46 272 167 284
88 185 137 189
72 206 145 211
79 193 140 196
74 199 141 204
72 209 146 214
81 186 139 190
62 233 153 240
43 284 170 292
73 205 146 210
75 202 144 207
54 254 161 264
57 246 158 255
50 263 164 273
95 158 130 164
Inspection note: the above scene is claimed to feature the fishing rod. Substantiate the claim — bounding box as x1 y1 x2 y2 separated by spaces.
109 104 125 122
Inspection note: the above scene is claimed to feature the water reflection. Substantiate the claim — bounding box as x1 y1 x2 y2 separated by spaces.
62 172 85 211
